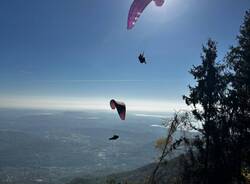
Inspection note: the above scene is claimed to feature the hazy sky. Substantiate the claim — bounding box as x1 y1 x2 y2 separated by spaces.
0 0 249 111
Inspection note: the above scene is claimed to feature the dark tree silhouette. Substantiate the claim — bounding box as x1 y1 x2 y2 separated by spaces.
225 10 250 182
182 39 230 183
181 10 250 184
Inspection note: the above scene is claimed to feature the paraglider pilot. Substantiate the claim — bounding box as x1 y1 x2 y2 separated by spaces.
138 53 146 64
109 135 119 140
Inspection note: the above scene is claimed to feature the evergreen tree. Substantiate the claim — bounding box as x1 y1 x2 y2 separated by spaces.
183 39 229 183
226 10 250 182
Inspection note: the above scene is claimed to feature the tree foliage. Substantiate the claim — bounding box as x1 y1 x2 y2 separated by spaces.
152 10 250 184
180 10 250 184
225 10 250 182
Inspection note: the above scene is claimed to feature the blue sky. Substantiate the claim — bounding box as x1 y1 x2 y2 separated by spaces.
0 0 249 111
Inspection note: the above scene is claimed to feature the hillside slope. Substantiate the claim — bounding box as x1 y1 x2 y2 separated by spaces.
68 155 184 184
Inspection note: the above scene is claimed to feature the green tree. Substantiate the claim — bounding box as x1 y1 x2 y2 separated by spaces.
226 10 250 182
183 39 229 183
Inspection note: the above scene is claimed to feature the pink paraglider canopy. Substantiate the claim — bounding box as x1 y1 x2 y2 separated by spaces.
127 0 165 29
110 99 126 120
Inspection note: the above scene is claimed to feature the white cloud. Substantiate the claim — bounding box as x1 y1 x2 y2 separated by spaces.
0 96 189 113
38 79 147 83
151 124 167 128
135 113 167 118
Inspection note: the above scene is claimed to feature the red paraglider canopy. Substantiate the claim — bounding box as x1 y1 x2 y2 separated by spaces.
110 99 126 120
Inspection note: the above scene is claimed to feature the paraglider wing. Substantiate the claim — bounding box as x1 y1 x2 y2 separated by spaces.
109 135 119 140
127 0 165 29
110 99 126 120
127 0 152 29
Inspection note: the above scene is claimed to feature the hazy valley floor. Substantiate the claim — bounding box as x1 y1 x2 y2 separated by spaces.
0 109 175 184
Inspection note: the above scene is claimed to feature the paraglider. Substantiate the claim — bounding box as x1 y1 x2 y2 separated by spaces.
110 99 126 120
138 52 146 64
109 135 119 140
109 99 126 141
127 0 165 29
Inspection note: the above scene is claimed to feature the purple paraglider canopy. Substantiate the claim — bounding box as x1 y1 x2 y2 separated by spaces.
127 0 165 30
110 99 126 120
